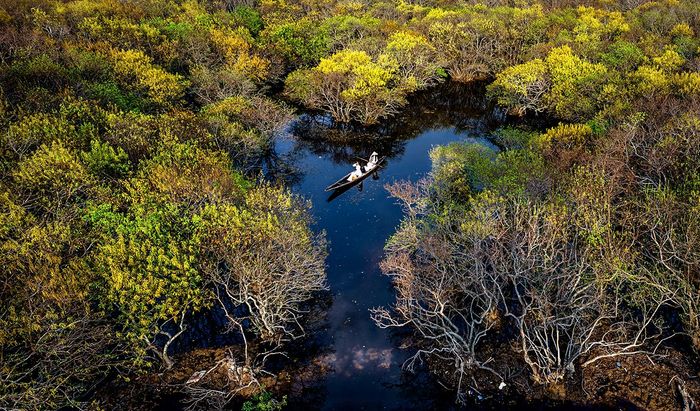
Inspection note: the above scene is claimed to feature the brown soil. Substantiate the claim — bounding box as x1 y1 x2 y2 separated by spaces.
425 341 700 410
97 336 700 410
581 349 700 410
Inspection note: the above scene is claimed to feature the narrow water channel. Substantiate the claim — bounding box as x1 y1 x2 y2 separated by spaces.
272 83 503 409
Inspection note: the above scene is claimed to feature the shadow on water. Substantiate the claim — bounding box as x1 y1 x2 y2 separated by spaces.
285 82 499 162
326 169 383 202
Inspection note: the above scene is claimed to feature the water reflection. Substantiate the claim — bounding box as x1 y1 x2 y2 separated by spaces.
266 82 503 191
268 82 507 410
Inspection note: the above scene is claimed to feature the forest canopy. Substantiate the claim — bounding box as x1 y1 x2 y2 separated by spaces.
0 0 699 409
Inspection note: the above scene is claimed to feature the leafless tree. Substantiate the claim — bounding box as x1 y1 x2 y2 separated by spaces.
372 181 505 400
200 187 327 367
632 187 700 349
172 186 327 407
190 65 258 105
479 190 674 387
181 349 262 411
0 304 126 410
376 177 675 398
623 108 700 349
147 308 189 370
423 8 540 84
207 229 327 346
293 71 356 124
440 24 502 83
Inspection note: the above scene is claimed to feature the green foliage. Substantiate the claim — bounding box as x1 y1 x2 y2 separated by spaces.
1 0 700 408
66 48 113 81
2 113 77 159
488 58 548 115
231 6 264 36
88 200 206 366
600 40 647 71
430 139 546 202
76 140 253 368
491 127 538 150
156 19 194 40
0 0 331 404
286 49 406 124
86 81 147 112
130 141 248 206
13 140 91 213
261 19 330 67
242 390 287 411
430 143 496 202
321 14 381 51
81 139 131 178
545 46 608 121
8 54 69 90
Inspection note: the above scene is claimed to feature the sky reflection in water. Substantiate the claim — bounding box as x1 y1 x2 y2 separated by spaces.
272 82 502 410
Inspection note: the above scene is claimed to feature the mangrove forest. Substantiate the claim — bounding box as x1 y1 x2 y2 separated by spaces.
0 0 699 409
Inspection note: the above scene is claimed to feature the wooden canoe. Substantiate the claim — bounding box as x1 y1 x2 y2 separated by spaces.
324 157 385 191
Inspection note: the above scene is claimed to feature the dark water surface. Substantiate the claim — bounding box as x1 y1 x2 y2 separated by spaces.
271 83 505 410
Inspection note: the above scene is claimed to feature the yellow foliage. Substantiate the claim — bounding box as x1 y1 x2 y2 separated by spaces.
110 48 187 107
334 1 365 15
634 65 671 95
180 0 209 22
670 23 694 38
316 49 397 102
673 72 700 96
0 8 12 25
63 0 113 20
131 142 245 205
12 140 90 211
575 6 629 38
424 7 462 22
546 46 607 84
652 46 686 72
209 27 269 81
534 123 593 152
0 192 31 240
489 58 548 115
386 31 430 54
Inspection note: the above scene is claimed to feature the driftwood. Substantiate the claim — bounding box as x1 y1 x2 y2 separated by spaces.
672 376 698 411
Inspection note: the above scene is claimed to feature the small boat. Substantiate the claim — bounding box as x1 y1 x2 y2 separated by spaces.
325 157 385 191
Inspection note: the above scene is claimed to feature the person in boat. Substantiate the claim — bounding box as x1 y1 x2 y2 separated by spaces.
364 152 379 172
347 162 363 182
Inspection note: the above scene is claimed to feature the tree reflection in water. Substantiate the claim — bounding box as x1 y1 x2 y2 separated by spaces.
262 81 507 189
